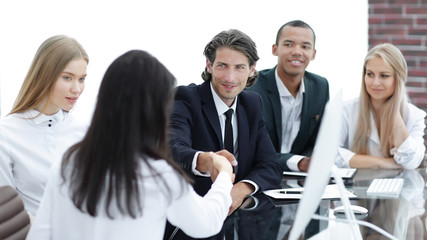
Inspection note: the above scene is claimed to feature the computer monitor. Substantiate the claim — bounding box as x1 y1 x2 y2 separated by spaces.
288 90 362 240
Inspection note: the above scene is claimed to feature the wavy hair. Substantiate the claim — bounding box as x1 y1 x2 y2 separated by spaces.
352 43 408 157
201 29 259 87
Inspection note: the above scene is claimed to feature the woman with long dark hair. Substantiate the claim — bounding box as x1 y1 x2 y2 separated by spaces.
27 50 233 239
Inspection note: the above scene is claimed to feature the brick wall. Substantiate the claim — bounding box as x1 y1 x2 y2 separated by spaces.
369 0 427 146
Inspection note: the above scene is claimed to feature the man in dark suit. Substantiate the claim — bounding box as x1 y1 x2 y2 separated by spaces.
165 29 282 239
248 20 329 172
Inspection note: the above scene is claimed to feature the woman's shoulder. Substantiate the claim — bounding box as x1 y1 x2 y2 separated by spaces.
141 158 179 178
342 98 359 113
406 102 426 119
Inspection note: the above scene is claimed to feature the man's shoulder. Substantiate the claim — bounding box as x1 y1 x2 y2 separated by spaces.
239 90 262 107
258 67 275 78
175 82 203 98
248 67 275 92
304 71 328 84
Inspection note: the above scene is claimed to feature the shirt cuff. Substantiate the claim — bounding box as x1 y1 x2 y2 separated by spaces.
240 179 259 195
286 155 305 172
337 147 356 168
192 151 211 177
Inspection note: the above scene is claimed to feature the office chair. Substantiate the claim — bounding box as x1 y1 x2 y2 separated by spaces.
0 185 31 240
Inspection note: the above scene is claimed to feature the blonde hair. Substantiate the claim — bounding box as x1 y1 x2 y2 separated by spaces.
352 43 408 157
10 35 88 115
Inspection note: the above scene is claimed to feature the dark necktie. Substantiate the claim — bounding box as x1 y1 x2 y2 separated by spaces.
224 109 234 154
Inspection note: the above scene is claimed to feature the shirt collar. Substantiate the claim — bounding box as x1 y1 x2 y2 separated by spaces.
274 68 305 98
23 109 67 125
210 82 237 116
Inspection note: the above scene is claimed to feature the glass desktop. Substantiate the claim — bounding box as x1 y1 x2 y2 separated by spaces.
213 167 427 240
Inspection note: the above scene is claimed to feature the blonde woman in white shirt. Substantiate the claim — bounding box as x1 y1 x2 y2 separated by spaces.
336 43 426 169
27 50 234 240
0 35 88 216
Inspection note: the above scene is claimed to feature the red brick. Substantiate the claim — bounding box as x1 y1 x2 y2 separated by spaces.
392 39 422 46
389 0 418 3
371 6 403 14
409 91 427 98
383 16 413 25
409 70 427 77
372 27 406 35
406 7 427 15
404 51 427 58
417 18 427 25
369 17 383 24
408 27 427 36
369 0 388 4
407 81 424 87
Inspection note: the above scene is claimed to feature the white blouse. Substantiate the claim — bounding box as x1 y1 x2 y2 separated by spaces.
27 159 232 240
335 98 426 169
0 109 87 216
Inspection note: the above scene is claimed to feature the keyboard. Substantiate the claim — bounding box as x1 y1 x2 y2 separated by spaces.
366 178 404 198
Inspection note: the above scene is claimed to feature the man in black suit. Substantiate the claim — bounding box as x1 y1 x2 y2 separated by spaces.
248 20 329 172
165 29 282 239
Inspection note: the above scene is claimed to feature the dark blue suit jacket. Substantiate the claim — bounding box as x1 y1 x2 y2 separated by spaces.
247 67 329 171
169 81 282 196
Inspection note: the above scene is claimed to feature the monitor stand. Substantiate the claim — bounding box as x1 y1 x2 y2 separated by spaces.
330 165 363 240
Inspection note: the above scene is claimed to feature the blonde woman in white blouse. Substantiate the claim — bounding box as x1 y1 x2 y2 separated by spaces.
0 35 88 216
336 43 426 169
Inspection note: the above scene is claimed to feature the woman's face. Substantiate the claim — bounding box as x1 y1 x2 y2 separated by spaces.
364 56 396 105
43 58 87 115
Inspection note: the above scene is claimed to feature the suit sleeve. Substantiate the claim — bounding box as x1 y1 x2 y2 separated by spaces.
240 93 282 191
168 87 199 173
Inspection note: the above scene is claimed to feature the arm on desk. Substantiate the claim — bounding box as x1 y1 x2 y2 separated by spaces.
349 154 402 169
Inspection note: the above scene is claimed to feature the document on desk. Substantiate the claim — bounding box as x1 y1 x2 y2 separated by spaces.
263 184 357 200
283 168 357 179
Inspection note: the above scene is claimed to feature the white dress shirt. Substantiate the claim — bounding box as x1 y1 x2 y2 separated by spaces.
0 109 87 216
336 98 426 169
27 158 233 240
275 69 306 171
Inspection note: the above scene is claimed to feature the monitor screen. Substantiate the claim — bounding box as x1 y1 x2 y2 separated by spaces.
288 90 343 240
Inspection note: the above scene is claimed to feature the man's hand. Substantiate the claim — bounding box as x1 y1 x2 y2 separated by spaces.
228 182 254 216
298 157 311 172
196 151 237 182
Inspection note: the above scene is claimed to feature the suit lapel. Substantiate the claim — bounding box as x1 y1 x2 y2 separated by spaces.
236 97 248 179
200 81 223 148
266 68 283 145
292 76 315 151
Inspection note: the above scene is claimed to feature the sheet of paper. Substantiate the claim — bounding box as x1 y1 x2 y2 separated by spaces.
283 168 357 179
263 184 357 200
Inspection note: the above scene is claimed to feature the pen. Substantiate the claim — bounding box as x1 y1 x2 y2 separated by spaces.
278 190 303 194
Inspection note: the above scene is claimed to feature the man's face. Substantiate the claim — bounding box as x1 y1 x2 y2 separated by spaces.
273 26 316 80
207 47 255 107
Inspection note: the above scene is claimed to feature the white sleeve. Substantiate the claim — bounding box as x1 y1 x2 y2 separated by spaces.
336 147 356 168
166 171 232 238
0 129 15 188
26 167 56 239
335 101 355 168
287 155 305 172
393 106 426 169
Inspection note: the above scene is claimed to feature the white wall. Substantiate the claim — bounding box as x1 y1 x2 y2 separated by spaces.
0 0 368 122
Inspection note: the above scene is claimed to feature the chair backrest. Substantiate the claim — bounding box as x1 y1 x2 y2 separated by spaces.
0 185 31 240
